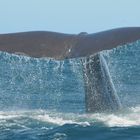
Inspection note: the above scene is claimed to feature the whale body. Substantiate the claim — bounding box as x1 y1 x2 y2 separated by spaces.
0 27 140 112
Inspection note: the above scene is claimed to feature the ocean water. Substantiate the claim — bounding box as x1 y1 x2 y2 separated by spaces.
0 41 140 140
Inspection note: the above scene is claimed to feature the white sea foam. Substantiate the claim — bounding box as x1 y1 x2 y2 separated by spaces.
32 114 74 125
0 106 139 128
88 106 140 127
32 113 90 127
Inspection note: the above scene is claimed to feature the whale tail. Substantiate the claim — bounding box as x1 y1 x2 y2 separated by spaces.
0 27 140 112
82 53 122 112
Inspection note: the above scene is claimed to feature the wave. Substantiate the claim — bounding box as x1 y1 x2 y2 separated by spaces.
0 106 140 129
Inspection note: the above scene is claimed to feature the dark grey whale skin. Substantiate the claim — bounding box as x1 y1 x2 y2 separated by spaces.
0 27 140 59
0 27 140 113
83 54 122 113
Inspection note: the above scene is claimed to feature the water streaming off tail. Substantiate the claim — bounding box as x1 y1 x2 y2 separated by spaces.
0 52 85 113
103 40 140 107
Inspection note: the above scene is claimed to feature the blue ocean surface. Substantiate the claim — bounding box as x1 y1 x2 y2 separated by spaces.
0 41 140 140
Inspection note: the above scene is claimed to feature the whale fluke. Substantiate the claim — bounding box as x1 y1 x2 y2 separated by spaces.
0 27 140 59
0 27 140 113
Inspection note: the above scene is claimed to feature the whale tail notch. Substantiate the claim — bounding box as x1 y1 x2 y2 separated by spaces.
82 53 122 113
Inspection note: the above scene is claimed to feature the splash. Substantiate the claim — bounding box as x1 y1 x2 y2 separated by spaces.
0 106 140 128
